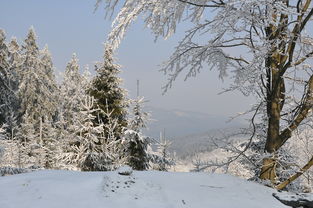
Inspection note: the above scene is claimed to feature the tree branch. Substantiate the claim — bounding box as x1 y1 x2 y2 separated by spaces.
177 0 224 8
276 155 313 190
278 74 313 148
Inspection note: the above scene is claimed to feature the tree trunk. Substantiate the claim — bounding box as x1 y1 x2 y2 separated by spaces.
261 61 285 182
260 157 277 183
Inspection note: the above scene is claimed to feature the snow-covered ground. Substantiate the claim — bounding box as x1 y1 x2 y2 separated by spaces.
0 170 287 208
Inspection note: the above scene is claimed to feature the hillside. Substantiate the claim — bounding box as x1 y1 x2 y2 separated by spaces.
144 106 244 139
0 170 287 208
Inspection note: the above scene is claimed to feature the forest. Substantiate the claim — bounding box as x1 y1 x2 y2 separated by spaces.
0 27 171 173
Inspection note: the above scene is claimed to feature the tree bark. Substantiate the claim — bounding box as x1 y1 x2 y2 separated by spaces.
260 157 277 183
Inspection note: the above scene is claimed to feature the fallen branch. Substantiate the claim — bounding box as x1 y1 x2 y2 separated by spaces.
276 156 313 190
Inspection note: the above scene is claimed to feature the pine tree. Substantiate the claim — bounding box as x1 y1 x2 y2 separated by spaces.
0 31 20 136
38 45 58 120
60 53 85 128
17 27 59 168
40 116 60 169
6 37 21 134
16 111 38 168
62 95 110 171
124 97 150 170
77 96 105 171
19 27 58 132
19 27 41 126
57 54 92 170
130 97 149 132
0 29 9 90
88 45 128 139
154 135 173 171
0 30 11 125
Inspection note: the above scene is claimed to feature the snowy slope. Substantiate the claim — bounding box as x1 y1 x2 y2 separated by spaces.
0 170 287 208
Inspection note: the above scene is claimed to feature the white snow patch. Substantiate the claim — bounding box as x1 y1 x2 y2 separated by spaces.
0 170 287 208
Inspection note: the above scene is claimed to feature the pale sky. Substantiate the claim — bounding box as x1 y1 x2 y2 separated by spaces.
0 0 255 118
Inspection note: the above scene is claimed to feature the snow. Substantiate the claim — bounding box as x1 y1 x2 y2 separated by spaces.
276 192 313 201
0 170 287 208
117 165 133 175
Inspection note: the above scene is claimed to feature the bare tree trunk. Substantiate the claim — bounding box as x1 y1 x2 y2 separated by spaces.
260 157 277 183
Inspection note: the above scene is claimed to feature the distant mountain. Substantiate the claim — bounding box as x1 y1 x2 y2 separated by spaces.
167 127 245 159
143 106 246 158
144 106 243 139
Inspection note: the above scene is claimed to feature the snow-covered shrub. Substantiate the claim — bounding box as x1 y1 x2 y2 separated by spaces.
122 129 150 170
119 96 151 171
149 136 174 171
0 166 30 176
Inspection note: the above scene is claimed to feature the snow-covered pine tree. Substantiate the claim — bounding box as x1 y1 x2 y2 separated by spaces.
39 116 60 169
59 53 85 129
0 30 12 126
0 31 19 139
64 95 112 171
18 27 41 124
53 108 71 169
88 45 128 139
0 30 9 107
98 100 125 170
76 96 105 171
17 28 59 168
153 133 173 171
6 37 22 135
130 97 149 132
19 27 57 130
16 110 38 168
123 96 150 170
38 45 58 120
57 55 94 170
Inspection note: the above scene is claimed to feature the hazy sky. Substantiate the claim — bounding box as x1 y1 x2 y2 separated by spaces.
0 0 255 118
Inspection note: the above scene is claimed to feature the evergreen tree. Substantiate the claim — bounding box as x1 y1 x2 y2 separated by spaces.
16 27 59 168
57 54 93 170
88 45 128 139
19 27 41 126
124 97 150 170
0 31 19 135
38 45 58 120
0 30 11 125
0 29 9 90
130 97 149 132
59 53 85 128
40 116 60 169
6 37 21 134
77 96 105 171
62 95 110 171
19 27 57 134
154 135 173 171
16 111 38 168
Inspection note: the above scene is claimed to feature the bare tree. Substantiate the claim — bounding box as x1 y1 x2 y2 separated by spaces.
96 0 313 186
